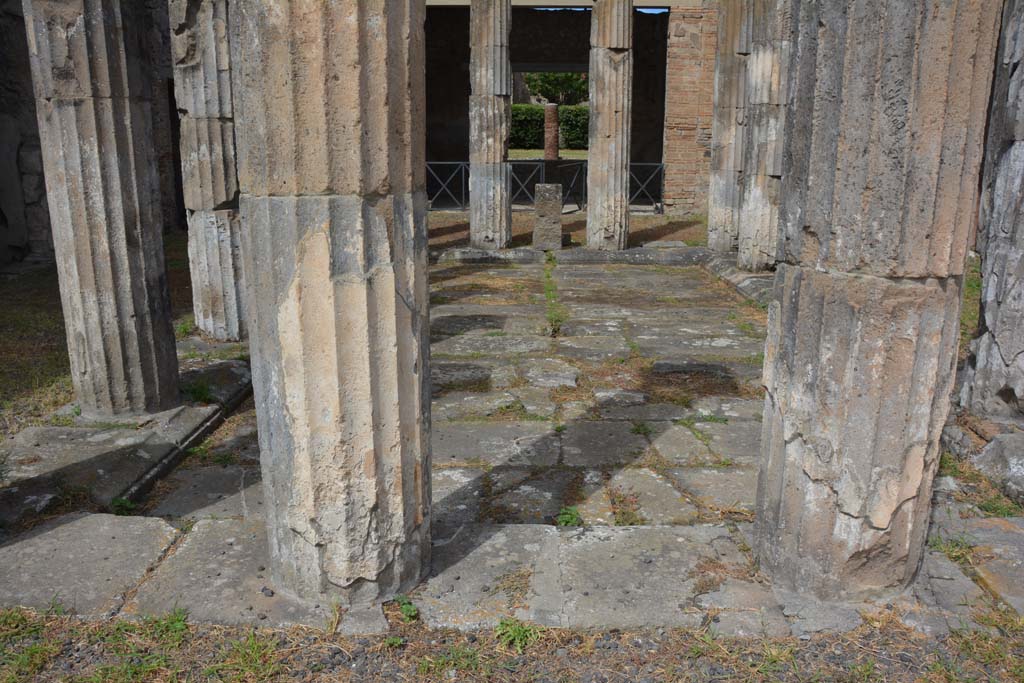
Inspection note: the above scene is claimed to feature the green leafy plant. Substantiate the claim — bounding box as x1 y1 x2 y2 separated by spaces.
395 595 419 623
494 618 542 654
110 498 135 516
556 505 583 527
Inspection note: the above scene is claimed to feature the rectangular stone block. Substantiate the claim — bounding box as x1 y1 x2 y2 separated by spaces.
533 183 563 251
469 162 512 248
188 209 246 341
170 0 233 119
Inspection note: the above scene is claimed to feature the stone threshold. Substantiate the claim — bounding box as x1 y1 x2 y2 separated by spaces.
432 245 776 306
0 358 252 535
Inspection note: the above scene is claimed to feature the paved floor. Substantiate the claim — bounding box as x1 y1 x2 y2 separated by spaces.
1 259 1021 638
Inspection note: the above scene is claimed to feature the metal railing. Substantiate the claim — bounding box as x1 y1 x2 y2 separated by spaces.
426 161 664 214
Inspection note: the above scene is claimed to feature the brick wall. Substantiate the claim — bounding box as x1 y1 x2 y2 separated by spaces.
662 4 718 217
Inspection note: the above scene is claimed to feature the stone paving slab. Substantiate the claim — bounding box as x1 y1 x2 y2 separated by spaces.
605 468 699 524
490 470 578 524
695 579 790 637
0 513 177 616
127 518 338 630
671 466 758 511
651 424 714 464
561 422 649 467
432 333 554 358
901 551 989 637
149 465 264 523
957 517 1024 614
432 468 484 534
432 422 560 467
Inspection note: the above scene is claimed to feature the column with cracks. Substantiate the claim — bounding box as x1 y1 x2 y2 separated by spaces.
961 0 1024 427
754 0 1000 600
230 1 432 606
22 0 180 416
170 0 245 341
587 0 633 251
707 0 750 253
469 0 512 249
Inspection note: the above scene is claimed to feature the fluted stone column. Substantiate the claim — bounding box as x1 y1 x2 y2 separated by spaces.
736 0 790 271
231 1 431 606
170 0 246 341
469 0 511 249
586 0 632 251
23 0 180 417
708 0 750 253
961 0 1024 427
755 0 1000 600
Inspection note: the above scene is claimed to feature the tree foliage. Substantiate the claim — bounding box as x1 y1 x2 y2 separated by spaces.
523 72 588 105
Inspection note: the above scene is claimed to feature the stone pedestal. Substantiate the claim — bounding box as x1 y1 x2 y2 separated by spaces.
469 0 512 249
170 0 246 341
231 1 431 606
961 0 1024 427
23 0 180 417
755 0 1000 600
708 0 750 253
534 184 563 251
586 0 633 251
736 0 789 271
544 103 560 161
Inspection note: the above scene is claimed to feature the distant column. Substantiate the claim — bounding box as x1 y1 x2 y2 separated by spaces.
755 0 1000 600
23 0 180 416
231 0 431 605
170 0 246 341
961 0 1024 427
469 0 512 249
586 0 633 251
544 103 560 161
736 0 790 271
707 0 750 253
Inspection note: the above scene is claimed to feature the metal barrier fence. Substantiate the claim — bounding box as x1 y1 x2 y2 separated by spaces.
426 161 664 213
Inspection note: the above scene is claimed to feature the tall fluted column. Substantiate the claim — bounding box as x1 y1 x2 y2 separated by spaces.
469 0 511 249
736 0 790 271
755 0 1000 600
707 0 750 253
23 0 180 417
170 0 246 341
231 1 431 605
586 0 632 251
961 0 1024 427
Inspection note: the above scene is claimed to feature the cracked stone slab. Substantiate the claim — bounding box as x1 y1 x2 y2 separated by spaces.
652 424 714 464
775 589 865 637
432 422 560 467
556 525 742 629
0 513 177 616
695 579 789 637
561 421 650 467
959 517 1024 614
149 466 264 523
490 470 578 524
671 466 758 511
606 468 699 524
555 336 632 362
432 333 553 358
432 391 519 421
127 518 336 630
509 387 558 419
902 551 987 637
432 468 485 534
417 525 561 629
521 358 579 388
597 403 690 422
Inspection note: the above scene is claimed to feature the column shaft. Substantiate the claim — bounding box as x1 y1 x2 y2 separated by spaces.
170 0 246 341
961 0 1024 426
231 0 431 605
708 0 750 253
755 0 1000 600
587 0 633 251
736 0 790 271
469 0 511 249
23 0 180 417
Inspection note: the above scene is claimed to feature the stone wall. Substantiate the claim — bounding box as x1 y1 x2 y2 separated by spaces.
0 0 49 263
662 4 717 217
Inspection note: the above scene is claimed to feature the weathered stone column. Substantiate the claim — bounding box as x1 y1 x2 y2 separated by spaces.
586 0 633 251
23 0 180 416
736 0 790 271
707 0 750 253
755 0 1000 600
544 103 560 161
469 0 512 249
169 0 245 342
231 1 431 605
961 0 1024 427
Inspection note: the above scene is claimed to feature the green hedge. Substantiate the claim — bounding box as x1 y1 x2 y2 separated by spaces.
558 105 589 150
510 104 545 149
509 103 590 150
